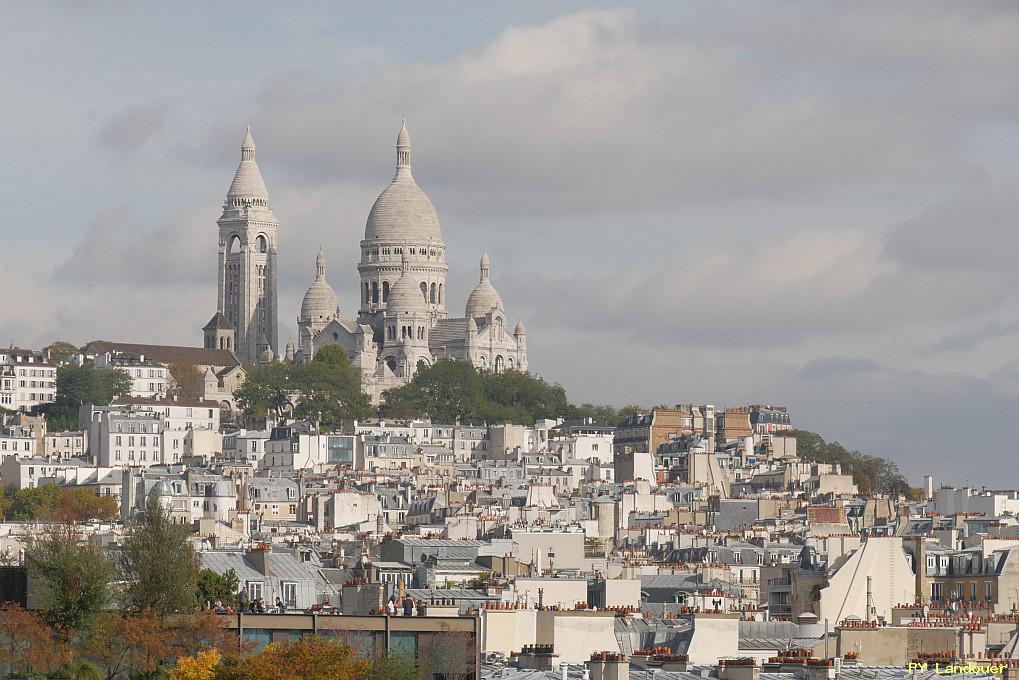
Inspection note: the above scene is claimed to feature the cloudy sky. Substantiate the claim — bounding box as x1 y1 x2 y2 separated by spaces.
2 2 1018 484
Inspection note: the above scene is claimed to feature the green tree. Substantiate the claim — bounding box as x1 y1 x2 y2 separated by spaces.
381 360 486 423
481 369 570 423
10 484 63 521
43 365 131 430
290 347 373 431
93 368 132 405
363 653 419 680
44 341 80 365
382 360 574 425
196 569 240 608
169 363 205 400
26 524 114 631
54 365 130 406
121 493 200 615
782 429 911 495
234 348 373 430
568 403 620 425
234 362 293 425
62 659 105 680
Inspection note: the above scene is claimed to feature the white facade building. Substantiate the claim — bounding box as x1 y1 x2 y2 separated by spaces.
93 352 168 399
44 431 88 460
0 427 36 461
110 397 221 432
85 398 219 468
0 457 88 490
223 429 272 465
0 349 56 412
936 486 1019 517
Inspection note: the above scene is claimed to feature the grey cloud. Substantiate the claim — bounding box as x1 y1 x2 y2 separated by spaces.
96 102 170 153
799 357 881 381
180 6 1012 224
884 189 1019 271
57 206 210 286
921 319 1019 354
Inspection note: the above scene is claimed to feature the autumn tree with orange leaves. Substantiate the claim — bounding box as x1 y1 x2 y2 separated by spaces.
86 612 176 680
215 637 369 680
0 604 71 678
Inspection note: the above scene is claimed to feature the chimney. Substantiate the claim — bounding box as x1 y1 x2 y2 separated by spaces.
517 645 558 671
588 653 627 680
248 544 271 576
717 659 760 680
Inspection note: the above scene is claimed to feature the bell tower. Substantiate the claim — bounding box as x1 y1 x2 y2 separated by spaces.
216 127 279 364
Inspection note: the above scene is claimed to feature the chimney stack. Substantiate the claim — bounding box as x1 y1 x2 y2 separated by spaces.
248 544 271 576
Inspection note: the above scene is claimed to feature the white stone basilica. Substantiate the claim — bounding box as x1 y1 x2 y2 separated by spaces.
208 122 528 403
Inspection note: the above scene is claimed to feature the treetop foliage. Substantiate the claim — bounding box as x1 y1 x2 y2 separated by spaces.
381 360 570 425
120 493 201 615
234 347 372 429
42 364 132 431
1 485 117 523
781 428 912 495
26 524 115 631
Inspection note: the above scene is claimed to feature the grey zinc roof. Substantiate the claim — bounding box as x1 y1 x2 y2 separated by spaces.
198 550 330 587
399 538 485 547
480 666 996 680
429 318 468 347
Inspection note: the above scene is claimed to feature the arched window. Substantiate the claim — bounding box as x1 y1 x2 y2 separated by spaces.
420 282 428 302
480 355 487 367
363 283 370 304
255 235 268 253
495 355 505 373
385 357 397 373
438 284 443 304
430 283 436 304
228 235 241 254
383 281 390 303
416 359 428 373
508 357 514 369
371 282 379 304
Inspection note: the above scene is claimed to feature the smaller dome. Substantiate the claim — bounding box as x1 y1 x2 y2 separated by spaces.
261 348 275 363
465 252 504 319
300 248 339 321
387 253 427 312
467 317 477 332
515 320 526 335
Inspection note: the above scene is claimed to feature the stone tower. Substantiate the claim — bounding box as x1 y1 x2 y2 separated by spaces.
216 127 279 364
357 121 448 336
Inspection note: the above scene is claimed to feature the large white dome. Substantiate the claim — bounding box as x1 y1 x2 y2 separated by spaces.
364 122 443 242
